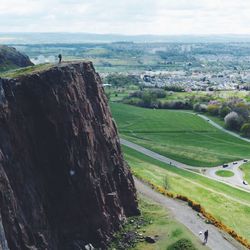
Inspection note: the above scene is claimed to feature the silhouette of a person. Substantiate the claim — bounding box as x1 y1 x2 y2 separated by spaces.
58 54 62 64
204 230 208 244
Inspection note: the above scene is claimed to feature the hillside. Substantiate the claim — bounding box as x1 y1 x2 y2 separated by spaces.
111 103 250 167
0 62 139 249
0 45 33 72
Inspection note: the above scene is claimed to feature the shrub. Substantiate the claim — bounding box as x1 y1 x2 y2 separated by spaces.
207 104 220 116
123 98 140 106
164 86 184 92
163 175 170 190
224 112 244 131
129 90 143 98
241 123 250 137
167 239 197 250
193 103 201 112
104 74 139 87
193 103 207 113
233 103 250 120
219 106 231 118
163 100 192 110
130 89 166 99
141 91 157 107
150 89 166 98
199 104 208 112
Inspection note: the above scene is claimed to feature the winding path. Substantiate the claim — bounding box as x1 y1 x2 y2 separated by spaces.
121 112 250 191
121 112 250 249
196 114 250 143
121 138 250 192
135 178 245 250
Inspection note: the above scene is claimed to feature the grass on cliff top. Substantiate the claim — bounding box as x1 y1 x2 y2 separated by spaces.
111 103 250 167
0 63 53 78
123 146 250 242
110 195 208 250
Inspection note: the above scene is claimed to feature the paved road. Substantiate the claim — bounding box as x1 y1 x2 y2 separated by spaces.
121 139 250 192
135 178 245 250
205 160 248 189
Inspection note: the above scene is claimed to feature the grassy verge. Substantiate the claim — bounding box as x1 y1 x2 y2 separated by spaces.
0 63 52 78
110 195 208 250
215 170 234 177
240 163 250 183
111 103 250 167
123 146 250 241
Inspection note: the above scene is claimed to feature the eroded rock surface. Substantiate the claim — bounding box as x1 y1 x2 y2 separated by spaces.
0 62 139 250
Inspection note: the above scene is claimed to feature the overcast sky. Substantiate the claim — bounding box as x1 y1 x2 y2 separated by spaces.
1 0 250 35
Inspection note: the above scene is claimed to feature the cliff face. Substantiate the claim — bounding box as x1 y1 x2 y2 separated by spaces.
0 62 139 250
0 45 33 71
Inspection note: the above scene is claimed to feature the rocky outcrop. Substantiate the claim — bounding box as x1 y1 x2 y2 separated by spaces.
0 62 139 249
0 45 33 71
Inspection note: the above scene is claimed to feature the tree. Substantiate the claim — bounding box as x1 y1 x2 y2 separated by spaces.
207 104 220 116
193 103 201 112
224 112 243 131
219 106 231 118
233 102 250 120
104 74 139 87
241 123 250 137
141 91 156 107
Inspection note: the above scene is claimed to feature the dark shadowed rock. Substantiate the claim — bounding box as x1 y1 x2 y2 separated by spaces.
145 236 156 244
0 45 33 71
0 62 139 250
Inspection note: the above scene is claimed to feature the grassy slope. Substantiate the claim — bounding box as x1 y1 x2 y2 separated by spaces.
111 103 250 167
0 63 52 78
132 196 208 250
240 162 250 184
204 114 226 128
123 146 250 241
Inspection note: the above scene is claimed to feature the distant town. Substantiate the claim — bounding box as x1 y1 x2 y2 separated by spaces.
101 69 250 91
6 40 250 91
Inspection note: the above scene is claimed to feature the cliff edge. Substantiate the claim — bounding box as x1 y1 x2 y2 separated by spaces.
0 62 139 249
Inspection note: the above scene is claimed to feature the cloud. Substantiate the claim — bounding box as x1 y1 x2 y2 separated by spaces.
0 0 250 34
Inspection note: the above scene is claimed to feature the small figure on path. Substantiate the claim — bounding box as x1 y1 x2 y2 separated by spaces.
204 230 208 244
58 54 62 64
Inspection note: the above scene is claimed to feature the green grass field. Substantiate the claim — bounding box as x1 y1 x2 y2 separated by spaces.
123 146 250 242
240 162 250 184
111 196 208 250
215 170 234 177
111 103 250 167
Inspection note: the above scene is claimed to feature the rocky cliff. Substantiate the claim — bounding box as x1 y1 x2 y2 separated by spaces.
0 45 33 71
0 62 139 250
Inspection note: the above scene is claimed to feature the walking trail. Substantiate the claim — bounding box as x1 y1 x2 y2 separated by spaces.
197 114 250 143
121 112 250 249
135 178 246 250
121 138 250 192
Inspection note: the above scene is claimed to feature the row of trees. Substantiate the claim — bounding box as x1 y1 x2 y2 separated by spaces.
123 89 250 137
194 99 250 137
104 74 139 87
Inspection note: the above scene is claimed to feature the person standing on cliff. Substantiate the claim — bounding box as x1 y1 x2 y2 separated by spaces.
58 54 62 64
